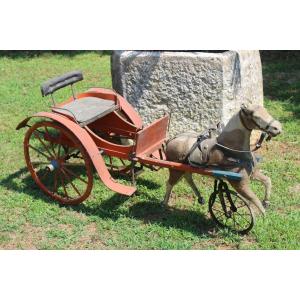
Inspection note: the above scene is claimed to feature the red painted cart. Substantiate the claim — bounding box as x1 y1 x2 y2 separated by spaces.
17 71 254 233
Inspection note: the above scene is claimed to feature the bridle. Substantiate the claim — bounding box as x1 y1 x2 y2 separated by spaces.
215 108 275 155
239 109 275 134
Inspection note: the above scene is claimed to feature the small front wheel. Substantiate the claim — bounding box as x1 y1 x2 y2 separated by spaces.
209 181 255 234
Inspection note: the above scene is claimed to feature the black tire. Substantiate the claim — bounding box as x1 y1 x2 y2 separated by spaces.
209 188 255 234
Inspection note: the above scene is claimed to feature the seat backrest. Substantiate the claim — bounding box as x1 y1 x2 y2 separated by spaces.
41 70 83 97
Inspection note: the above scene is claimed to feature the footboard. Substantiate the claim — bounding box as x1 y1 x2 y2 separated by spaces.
134 115 169 156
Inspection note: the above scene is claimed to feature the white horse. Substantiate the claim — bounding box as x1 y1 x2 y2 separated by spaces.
163 104 282 215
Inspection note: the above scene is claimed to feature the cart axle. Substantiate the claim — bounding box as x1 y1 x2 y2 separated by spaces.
46 160 59 172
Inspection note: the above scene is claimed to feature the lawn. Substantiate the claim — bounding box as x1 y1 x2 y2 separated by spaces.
0 51 299 249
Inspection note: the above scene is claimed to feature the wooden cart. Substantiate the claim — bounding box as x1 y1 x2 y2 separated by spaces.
17 71 255 233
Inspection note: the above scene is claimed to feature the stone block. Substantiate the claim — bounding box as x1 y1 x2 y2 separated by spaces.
111 50 263 136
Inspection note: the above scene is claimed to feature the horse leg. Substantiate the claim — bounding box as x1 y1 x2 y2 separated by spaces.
251 169 272 208
184 173 205 205
162 170 184 207
229 179 266 216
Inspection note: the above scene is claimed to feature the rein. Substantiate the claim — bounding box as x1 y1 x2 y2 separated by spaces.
216 131 268 153
215 142 252 153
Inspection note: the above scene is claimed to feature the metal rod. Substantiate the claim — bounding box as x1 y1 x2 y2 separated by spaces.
131 161 136 186
71 84 76 100
167 111 172 132
50 93 56 106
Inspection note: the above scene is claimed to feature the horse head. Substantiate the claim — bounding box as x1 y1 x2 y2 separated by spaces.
240 104 282 138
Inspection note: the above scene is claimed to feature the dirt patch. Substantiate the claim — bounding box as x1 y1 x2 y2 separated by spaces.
276 204 300 215
192 239 238 250
238 235 257 249
167 193 197 207
261 140 297 154
57 223 74 234
0 220 108 250
69 211 88 221
192 232 258 250
289 184 300 194
216 243 239 250
0 223 46 250
180 194 196 204
258 140 300 161
68 223 107 250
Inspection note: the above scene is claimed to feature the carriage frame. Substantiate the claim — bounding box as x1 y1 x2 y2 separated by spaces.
17 71 255 233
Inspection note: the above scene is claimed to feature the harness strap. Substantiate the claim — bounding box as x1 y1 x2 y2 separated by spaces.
183 116 266 172
265 119 275 131
239 110 252 131
252 132 267 151
186 140 255 172
184 133 209 166
184 132 252 169
239 110 275 133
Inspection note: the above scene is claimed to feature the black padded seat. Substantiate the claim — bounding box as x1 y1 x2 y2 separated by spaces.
52 97 117 126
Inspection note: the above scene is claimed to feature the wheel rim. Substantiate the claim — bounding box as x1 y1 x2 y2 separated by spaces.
104 155 132 174
209 189 255 234
24 121 93 204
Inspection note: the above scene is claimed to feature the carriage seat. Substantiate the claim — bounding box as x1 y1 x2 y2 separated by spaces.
52 97 118 126
41 71 118 126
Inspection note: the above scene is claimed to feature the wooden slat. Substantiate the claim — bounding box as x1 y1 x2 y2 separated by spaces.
135 115 169 156
52 97 118 126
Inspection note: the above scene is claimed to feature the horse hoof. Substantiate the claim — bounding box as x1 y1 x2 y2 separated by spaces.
262 200 270 209
198 197 205 205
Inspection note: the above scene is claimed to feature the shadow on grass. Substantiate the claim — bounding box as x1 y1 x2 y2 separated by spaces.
0 50 112 59
72 194 215 236
1 167 215 236
0 167 59 204
128 201 215 236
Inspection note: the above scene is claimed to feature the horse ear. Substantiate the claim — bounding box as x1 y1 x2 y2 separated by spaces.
241 103 251 115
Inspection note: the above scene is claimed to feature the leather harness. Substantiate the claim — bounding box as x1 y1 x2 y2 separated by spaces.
184 130 212 167
184 108 274 171
239 109 275 134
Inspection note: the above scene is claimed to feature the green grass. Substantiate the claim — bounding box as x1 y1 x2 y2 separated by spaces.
0 51 299 249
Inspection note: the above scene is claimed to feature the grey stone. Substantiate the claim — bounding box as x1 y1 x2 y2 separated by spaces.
111 51 263 137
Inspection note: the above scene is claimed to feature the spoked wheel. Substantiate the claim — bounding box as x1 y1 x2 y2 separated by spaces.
104 155 132 174
209 180 255 234
24 121 93 205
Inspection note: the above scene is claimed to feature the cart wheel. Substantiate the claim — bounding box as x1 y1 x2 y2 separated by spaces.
24 121 93 205
104 155 132 174
209 181 255 234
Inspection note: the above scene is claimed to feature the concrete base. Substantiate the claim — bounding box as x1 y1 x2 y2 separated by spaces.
111 51 263 136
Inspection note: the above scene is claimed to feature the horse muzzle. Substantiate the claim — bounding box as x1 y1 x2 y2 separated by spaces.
266 120 282 138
